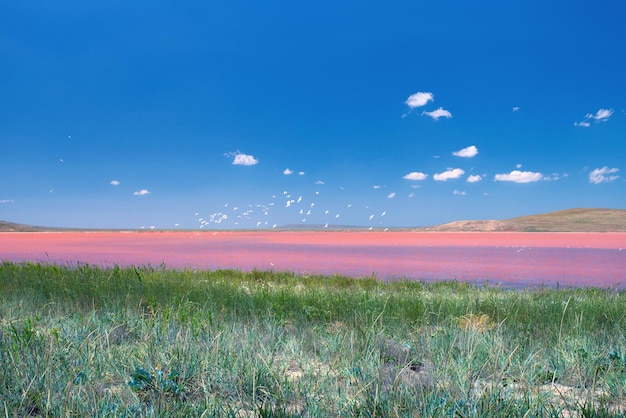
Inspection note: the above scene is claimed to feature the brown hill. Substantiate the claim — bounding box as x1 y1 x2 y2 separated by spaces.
423 208 626 232
0 221 69 232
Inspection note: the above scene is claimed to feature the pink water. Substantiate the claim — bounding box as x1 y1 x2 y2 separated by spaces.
1 231 625 288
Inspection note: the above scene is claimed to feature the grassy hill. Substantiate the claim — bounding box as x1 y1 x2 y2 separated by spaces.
425 208 626 232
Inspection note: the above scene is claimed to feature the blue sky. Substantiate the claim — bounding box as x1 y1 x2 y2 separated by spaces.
1 1 625 229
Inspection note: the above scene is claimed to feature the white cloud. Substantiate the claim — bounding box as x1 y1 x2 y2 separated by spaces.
403 171 428 181
494 170 543 183
467 174 482 183
588 108 613 121
226 151 258 166
315 180 325 185
422 107 452 120
0 199 14 203
589 166 619 184
453 190 466 195
408 192 415 198
406 92 434 109
298 171 305 176
512 106 520 112
387 192 396 198
110 180 120 186
133 189 151 196
373 185 382 189
283 168 293 175
434 168 465 181
452 145 478 158
515 163 522 169
576 108 613 126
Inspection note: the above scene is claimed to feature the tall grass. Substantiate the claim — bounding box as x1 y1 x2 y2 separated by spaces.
1 261 625 416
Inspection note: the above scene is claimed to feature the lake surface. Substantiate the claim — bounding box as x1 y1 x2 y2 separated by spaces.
1 231 625 288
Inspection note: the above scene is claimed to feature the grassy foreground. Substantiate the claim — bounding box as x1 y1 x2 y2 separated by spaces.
1 262 626 417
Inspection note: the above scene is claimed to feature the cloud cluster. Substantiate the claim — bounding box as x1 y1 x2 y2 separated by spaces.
404 91 452 120
466 175 482 183
589 166 619 184
494 170 543 183
575 108 614 127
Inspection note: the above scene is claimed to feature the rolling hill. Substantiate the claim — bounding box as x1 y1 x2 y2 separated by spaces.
423 208 626 232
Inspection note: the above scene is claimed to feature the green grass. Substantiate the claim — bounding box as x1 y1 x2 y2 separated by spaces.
1 261 626 416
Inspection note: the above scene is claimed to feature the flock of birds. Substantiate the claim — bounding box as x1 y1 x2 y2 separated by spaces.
193 184 392 230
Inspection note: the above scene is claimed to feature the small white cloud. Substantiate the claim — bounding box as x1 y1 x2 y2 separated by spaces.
315 180 325 185
387 192 396 198
226 151 258 166
453 190 466 195
110 180 120 186
373 185 382 189
467 174 482 183
422 107 452 120
434 168 465 181
452 145 478 158
589 108 613 121
406 92 434 109
544 172 561 181
408 192 415 198
516 163 523 169
512 106 520 112
283 168 293 175
589 166 619 184
0 199 14 203
576 108 613 126
298 171 305 176
133 189 151 196
403 171 428 181
494 170 543 183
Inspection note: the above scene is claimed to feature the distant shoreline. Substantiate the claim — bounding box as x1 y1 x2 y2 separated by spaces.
2 208 625 233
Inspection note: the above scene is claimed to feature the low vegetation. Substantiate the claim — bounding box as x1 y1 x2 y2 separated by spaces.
1 262 626 416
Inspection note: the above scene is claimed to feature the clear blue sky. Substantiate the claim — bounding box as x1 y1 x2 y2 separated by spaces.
1 1 625 229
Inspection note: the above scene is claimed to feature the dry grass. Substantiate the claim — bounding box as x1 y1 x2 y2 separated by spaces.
423 208 626 232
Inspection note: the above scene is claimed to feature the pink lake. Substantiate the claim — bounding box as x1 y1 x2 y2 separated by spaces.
1 231 625 288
